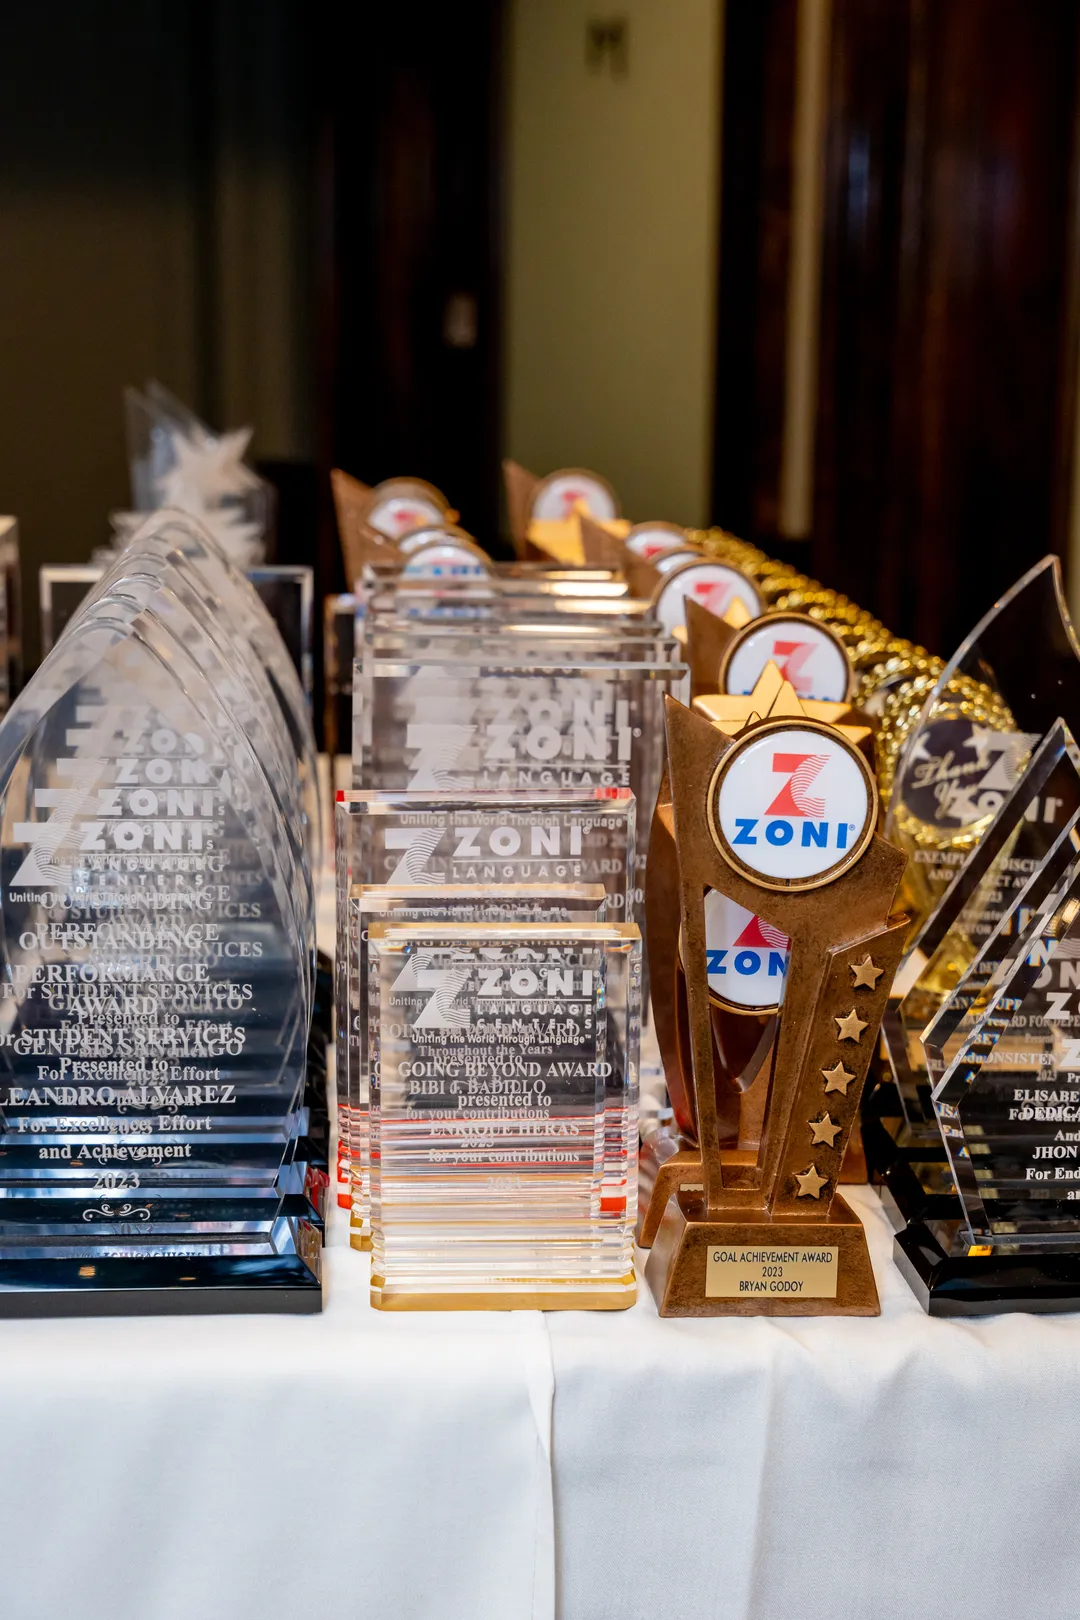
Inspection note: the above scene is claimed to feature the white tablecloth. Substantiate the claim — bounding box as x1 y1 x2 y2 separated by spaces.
2 1186 1079 1620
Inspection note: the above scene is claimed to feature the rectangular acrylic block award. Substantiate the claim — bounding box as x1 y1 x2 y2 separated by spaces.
346 883 607 1248
333 789 637 1216
367 920 641 1309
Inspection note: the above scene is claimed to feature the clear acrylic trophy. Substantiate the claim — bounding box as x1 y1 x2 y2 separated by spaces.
334 790 637 1238
0 519 323 1313
348 882 607 1249
368 920 640 1309
868 557 1080 1211
876 722 1080 1230
894 819 1080 1313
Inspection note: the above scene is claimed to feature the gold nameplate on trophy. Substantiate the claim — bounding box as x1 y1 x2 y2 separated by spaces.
705 1244 839 1299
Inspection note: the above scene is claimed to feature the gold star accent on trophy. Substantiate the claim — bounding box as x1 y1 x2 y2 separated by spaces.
794 1165 829 1199
850 955 884 990
835 1008 868 1042
822 1061 855 1094
809 1114 842 1148
693 661 871 745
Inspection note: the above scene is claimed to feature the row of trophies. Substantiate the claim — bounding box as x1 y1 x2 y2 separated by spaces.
332 458 1080 1319
0 371 1077 1320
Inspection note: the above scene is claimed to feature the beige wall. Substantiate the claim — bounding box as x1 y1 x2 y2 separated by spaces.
505 0 722 528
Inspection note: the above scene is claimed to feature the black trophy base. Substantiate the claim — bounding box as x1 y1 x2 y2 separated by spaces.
0 1254 322 1318
895 1220 1080 1317
878 1154 958 1234
863 1092 945 1173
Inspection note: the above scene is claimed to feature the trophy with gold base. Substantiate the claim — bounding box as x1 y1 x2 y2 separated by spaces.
640 672 907 1316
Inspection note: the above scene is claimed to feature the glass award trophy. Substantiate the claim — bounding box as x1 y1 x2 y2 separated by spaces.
0 520 323 1314
348 882 607 1249
893 818 1080 1313
885 557 1080 934
638 685 907 1315
124 384 274 567
877 722 1080 1229
867 557 1080 1191
334 790 637 1236
367 919 640 1309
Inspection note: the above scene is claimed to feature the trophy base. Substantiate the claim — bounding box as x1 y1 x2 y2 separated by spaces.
0 1254 322 1317
861 1071 945 1184
644 1194 879 1317
894 1219 1080 1316
878 1154 958 1233
370 1271 637 1311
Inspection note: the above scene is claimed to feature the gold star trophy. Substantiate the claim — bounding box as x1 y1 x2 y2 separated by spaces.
640 671 908 1316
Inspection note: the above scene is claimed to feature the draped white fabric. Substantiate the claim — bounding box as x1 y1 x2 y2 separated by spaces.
549 1187 1080 1620
3 1188 1077 1619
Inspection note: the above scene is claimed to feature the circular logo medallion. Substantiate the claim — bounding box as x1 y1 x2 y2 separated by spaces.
624 522 690 561
708 720 876 890
722 614 852 703
694 890 790 1012
369 494 446 540
532 470 619 523
398 523 453 556
654 560 762 635
896 715 1031 833
401 542 489 578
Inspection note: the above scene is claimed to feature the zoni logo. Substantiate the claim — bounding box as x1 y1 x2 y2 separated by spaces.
771 641 814 692
764 753 827 817
714 725 870 885
725 619 849 703
700 891 790 1011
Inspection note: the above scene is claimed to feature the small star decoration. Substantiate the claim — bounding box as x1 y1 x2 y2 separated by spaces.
794 1165 828 1199
835 1008 868 1042
850 955 883 990
822 1061 855 1094
809 1114 842 1147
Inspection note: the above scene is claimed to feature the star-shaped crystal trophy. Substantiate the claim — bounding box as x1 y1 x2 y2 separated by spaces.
124 384 273 566
639 675 908 1316
894 815 1080 1314
868 558 1080 1197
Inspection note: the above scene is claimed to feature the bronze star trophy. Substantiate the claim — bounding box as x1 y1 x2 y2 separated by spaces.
641 672 908 1315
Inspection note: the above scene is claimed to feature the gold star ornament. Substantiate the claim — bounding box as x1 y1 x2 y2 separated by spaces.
835 1008 868 1042
809 1114 842 1147
794 1165 829 1199
693 661 871 746
850 955 884 990
822 1061 855 1095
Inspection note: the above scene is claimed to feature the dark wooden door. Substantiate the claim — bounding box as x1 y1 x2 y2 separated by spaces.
317 0 505 567
714 0 1080 657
